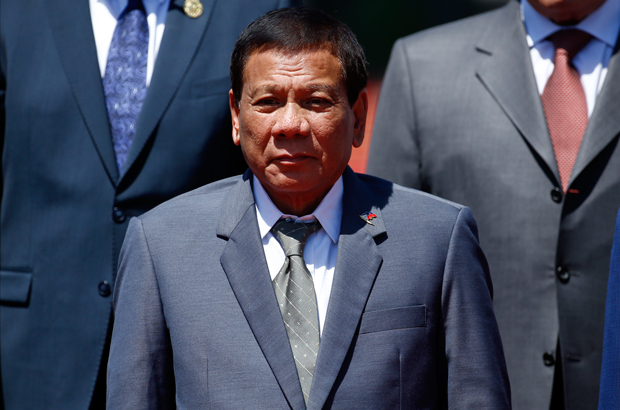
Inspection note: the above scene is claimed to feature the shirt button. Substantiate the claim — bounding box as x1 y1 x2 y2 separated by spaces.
98 281 111 297
556 266 570 284
112 207 126 223
543 352 555 366
551 187 563 203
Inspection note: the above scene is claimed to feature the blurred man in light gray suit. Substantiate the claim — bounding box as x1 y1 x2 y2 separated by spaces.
367 0 620 409
107 8 511 409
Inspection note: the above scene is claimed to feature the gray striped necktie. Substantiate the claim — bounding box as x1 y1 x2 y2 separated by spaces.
271 218 322 404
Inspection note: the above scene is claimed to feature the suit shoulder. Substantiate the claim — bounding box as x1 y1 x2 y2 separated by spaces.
357 173 466 216
137 175 243 223
355 173 479 243
396 1 514 52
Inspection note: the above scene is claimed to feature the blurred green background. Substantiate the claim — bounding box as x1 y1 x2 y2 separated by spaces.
303 0 509 77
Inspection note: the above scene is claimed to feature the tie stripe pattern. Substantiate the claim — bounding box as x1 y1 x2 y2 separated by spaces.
541 29 592 193
272 218 321 404
103 0 149 173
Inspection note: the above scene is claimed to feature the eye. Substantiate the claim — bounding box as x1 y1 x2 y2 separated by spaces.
256 98 279 106
306 97 332 109
252 97 282 112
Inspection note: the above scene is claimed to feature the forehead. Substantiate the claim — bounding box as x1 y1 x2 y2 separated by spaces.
242 49 343 92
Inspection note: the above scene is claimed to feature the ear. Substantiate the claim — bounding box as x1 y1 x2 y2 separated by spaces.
230 89 241 146
351 88 368 148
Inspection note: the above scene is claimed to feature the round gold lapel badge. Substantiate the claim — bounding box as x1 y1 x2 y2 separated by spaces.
183 0 203 18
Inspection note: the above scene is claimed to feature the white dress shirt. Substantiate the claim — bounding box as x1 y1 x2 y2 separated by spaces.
253 175 343 336
90 0 170 86
522 0 620 117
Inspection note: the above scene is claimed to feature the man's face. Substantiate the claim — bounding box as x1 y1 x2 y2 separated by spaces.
527 0 606 24
230 48 367 215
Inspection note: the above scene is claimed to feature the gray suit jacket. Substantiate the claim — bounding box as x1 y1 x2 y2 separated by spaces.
107 169 511 409
367 1 620 409
0 0 296 408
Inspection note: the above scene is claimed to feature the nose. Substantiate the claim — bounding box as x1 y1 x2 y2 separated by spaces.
272 102 310 138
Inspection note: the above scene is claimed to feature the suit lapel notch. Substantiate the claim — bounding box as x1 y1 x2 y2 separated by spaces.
119 0 217 181
44 0 119 184
218 174 307 410
307 170 384 409
474 1 560 183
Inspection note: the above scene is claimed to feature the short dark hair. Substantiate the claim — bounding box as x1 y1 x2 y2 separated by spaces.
230 7 368 107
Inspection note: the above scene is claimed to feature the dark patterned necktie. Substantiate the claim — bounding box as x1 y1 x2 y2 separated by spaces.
271 218 322 404
541 29 592 193
103 0 149 173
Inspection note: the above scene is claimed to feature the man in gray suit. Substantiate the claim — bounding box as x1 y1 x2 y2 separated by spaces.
367 0 620 408
107 8 511 409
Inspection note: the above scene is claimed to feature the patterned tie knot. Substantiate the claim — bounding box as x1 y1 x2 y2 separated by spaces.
549 29 593 62
272 218 321 258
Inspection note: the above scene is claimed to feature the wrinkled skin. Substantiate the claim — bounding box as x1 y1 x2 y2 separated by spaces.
230 49 368 216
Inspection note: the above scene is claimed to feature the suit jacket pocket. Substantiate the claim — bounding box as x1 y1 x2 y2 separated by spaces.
1 270 33 304
189 77 231 99
359 305 426 334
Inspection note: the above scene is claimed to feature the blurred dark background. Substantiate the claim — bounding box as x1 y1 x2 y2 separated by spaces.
301 0 510 171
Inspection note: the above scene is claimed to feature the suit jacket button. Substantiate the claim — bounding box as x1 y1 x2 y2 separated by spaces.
98 281 111 297
556 266 570 284
112 207 126 223
543 352 555 366
550 187 563 203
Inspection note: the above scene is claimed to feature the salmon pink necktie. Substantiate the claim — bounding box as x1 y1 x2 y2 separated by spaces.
541 29 592 193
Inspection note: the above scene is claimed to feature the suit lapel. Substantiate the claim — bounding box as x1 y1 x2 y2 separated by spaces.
44 0 119 184
307 169 385 410
119 0 216 181
218 172 307 410
570 32 620 184
475 1 560 186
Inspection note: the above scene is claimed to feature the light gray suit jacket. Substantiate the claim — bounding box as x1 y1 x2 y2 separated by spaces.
367 1 620 409
107 169 511 409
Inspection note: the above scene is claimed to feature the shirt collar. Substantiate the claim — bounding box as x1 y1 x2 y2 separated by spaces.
253 175 343 244
96 0 167 18
522 0 620 48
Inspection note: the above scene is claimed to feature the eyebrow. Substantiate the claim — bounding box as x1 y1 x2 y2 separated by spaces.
249 83 338 98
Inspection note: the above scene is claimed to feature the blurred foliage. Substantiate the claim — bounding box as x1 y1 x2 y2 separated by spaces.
303 0 509 75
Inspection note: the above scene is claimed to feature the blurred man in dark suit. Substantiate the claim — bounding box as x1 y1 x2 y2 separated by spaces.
0 0 297 408
598 208 620 409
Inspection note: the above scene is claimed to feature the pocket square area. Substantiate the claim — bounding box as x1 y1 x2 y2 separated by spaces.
359 305 427 334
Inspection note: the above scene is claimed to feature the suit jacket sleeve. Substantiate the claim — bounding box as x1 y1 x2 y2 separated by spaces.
366 39 422 189
107 217 175 410
598 208 620 409
443 207 511 409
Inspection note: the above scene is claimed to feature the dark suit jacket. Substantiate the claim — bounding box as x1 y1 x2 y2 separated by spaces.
367 1 620 409
0 0 296 408
599 208 620 409
107 168 511 409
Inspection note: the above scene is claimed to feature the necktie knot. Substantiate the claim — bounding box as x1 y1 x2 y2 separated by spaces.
272 218 321 258
548 29 593 62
